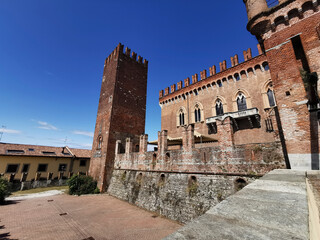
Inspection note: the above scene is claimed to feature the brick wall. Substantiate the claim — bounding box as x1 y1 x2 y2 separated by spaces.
245 0 320 169
89 44 148 191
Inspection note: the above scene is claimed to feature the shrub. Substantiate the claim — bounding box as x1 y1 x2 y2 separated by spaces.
67 175 98 196
0 177 11 204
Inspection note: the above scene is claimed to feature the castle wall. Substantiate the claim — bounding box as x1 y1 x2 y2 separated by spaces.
108 169 256 223
114 141 285 175
244 0 320 170
108 130 285 222
264 8 320 170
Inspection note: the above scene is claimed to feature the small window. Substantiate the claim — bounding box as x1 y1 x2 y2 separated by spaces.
6 164 19 173
235 74 240 81
80 159 87 167
234 178 247 191
267 89 276 107
217 80 222 87
263 63 269 71
37 164 48 172
194 105 201 123
135 144 139 152
215 100 224 116
98 136 102 149
237 93 247 111
179 109 185 126
28 148 34 151
58 164 67 172
42 151 56 155
7 149 24 154
21 164 30 173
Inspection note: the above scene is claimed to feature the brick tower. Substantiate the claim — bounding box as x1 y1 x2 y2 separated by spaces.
90 43 148 191
244 0 320 170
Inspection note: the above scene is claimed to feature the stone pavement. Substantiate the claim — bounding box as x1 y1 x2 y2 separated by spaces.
166 169 310 240
0 194 181 240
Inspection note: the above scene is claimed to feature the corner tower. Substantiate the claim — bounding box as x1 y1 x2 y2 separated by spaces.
90 43 148 191
244 0 320 170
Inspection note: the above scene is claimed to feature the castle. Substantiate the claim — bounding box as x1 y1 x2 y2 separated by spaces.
89 0 320 223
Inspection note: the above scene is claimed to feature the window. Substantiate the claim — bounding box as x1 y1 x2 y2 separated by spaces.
215 100 224 116
217 80 222 87
28 148 34 151
263 63 269 71
42 151 56 155
235 73 240 81
58 164 67 172
37 164 48 172
194 105 201 122
267 89 276 107
21 164 30 173
6 164 19 173
237 93 247 111
7 149 24 154
98 136 102 149
179 109 185 126
80 159 87 167
135 144 139 152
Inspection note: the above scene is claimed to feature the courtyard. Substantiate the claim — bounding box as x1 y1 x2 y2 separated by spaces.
0 192 181 240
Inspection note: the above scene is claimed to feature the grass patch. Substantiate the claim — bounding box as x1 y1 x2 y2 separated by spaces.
12 186 68 196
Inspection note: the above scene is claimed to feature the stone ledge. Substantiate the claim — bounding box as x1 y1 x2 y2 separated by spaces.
165 169 309 240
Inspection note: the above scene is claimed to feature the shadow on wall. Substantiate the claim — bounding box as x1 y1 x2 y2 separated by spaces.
306 71 319 170
310 104 319 170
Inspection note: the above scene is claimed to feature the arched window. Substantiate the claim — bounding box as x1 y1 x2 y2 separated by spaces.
179 112 184 126
194 104 201 122
237 93 247 111
98 136 102 149
215 99 224 116
177 108 186 127
262 62 269 71
267 89 276 107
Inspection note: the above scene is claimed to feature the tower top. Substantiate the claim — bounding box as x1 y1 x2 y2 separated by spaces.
105 43 148 68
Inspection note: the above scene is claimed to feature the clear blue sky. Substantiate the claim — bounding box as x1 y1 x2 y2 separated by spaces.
0 0 258 149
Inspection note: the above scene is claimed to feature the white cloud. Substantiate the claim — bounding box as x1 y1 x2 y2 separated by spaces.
47 137 92 149
72 130 94 137
37 121 58 130
0 128 21 134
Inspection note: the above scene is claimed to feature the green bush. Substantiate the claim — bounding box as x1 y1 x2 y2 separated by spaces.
0 177 11 204
67 175 98 196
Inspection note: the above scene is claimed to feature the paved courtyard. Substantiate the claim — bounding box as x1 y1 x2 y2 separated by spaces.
0 193 182 240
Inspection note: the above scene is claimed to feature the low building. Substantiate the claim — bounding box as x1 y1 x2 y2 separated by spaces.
0 142 91 182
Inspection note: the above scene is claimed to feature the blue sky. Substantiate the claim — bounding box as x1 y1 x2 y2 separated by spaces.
0 0 259 149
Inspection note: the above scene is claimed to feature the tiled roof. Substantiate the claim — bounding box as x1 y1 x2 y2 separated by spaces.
0 142 91 158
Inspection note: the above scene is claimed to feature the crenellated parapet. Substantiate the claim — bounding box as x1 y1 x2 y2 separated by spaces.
105 43 148 68
159 44 269 103
244 0 320 37
113 132 285 175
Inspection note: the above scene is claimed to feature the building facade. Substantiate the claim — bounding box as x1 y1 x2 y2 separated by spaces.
158 0 320 170
0 143 90 182
159 46 277 148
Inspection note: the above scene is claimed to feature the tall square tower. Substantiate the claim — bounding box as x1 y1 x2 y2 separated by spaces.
90 43 148 191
